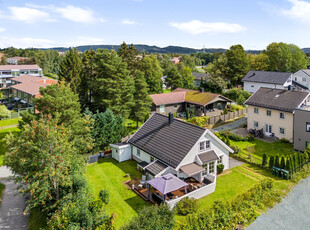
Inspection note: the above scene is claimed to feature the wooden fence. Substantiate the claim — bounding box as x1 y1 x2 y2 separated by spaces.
208 108 247 125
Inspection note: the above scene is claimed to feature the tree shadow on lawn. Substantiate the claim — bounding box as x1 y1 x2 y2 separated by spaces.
97 158 142 179
124 196 150 213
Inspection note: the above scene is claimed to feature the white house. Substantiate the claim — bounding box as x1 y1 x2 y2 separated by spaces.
290 69 310 92
242 70 292 93
110 113 233 205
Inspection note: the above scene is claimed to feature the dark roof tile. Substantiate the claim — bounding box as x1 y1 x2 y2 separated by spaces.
198 150 219 163
128 113 206 168
242 70 292 85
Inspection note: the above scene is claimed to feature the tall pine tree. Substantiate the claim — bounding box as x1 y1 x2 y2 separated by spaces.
117 42 140 74
92 49 134 118
59 48 82 93
132 70 152 128
166 67 183 90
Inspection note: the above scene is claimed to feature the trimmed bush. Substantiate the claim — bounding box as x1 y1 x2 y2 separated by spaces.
269 156 274 169
217 164 224 174
275 155 280 168
99 190 109 205
187 116 209 127
175 197 198 216
262 153 267 167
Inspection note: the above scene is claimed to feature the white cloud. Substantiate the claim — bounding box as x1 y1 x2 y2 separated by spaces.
55 5 98 23
8 6 53 23
64 36 105 47
170 20 245 35
282 0 310 23
121 19 136 25
0 28 5 32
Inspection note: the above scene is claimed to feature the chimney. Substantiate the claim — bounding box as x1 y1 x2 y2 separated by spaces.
200 87 204 92
168 112 173 124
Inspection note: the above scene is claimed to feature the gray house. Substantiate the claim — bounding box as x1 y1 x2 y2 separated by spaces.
293 107 310 152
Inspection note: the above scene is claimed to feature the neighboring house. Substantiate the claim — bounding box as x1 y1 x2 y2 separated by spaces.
290 69 310 92
244 87 310 142
192 72 208 88
0 64 43 88
7 57 30 65
293 107 310 152
9 75 57 106
149 88 233 116
170 57 180 64
110 113 233 205
242 70 292 93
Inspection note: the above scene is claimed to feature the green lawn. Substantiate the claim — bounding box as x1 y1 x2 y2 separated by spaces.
163 89 171 93
0 118 21 128
86 158 149 229
0 127 21 166
125 118 143 134
0 182 4 204
231 139 294 159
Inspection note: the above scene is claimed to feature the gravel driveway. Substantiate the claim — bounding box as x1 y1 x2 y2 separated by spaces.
212 117 247 132
0 167 28 230
247 175 310 230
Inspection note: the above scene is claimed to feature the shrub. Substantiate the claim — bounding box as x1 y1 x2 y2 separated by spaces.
275 155 280 168
262 153 267 167
280 156 286 169
245 134 254 141
279 138 290 143
99 190 110 205
269 156 274 169
229 104 244 112
187 116 209 127
231 145 240 154
236 94 246 105
225 138 230 146
175 197 198 216
217 164 224 174
218 130 244 141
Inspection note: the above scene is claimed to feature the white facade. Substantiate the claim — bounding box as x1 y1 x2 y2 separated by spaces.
243 81 286 93
110 130 232 181
291 70 310 92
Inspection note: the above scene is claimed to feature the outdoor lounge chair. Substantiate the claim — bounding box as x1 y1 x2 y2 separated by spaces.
140 175 146 185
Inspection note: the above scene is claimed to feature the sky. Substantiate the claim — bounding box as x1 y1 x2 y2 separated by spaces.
0 0 310 50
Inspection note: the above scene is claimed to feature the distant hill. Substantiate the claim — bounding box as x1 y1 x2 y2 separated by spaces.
41 44 262 54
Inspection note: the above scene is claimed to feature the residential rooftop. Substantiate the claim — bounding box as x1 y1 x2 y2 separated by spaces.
244 87 309 113
242 70 292 85
0 64 41 71
128 113 206 168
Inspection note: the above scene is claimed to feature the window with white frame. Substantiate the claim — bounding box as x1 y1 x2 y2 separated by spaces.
266 110 271 116
307 122 310 132
199 142 205 151
254 121 258 128
209 161 215 174
254 107 259 114
199 140 210 152
279 127 285 135
136 149 140 157
303 77 307 82
205 140 210 149
218 155 223 164
251 85 254 88
174 104 178 108
280 112 285 119
159 105 165 113
202 163 208 176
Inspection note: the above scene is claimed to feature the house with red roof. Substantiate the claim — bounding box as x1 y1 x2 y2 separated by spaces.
149 88 233 116
10 75 57 106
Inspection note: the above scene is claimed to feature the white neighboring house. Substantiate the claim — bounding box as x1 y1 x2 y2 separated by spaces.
110 112 233 205
242 70 292 93
290 69 310 92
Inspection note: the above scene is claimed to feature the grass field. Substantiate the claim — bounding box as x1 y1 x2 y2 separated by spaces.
87 158 149 229
0 118 21 128
125 119 143 134
231 139 294 159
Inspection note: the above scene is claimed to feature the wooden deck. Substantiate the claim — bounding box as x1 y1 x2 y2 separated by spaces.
133 177 207 204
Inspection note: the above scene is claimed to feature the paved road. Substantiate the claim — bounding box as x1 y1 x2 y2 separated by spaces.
212 117 247 132
229 157 244 169
248 175 310 230
0 167 28 230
